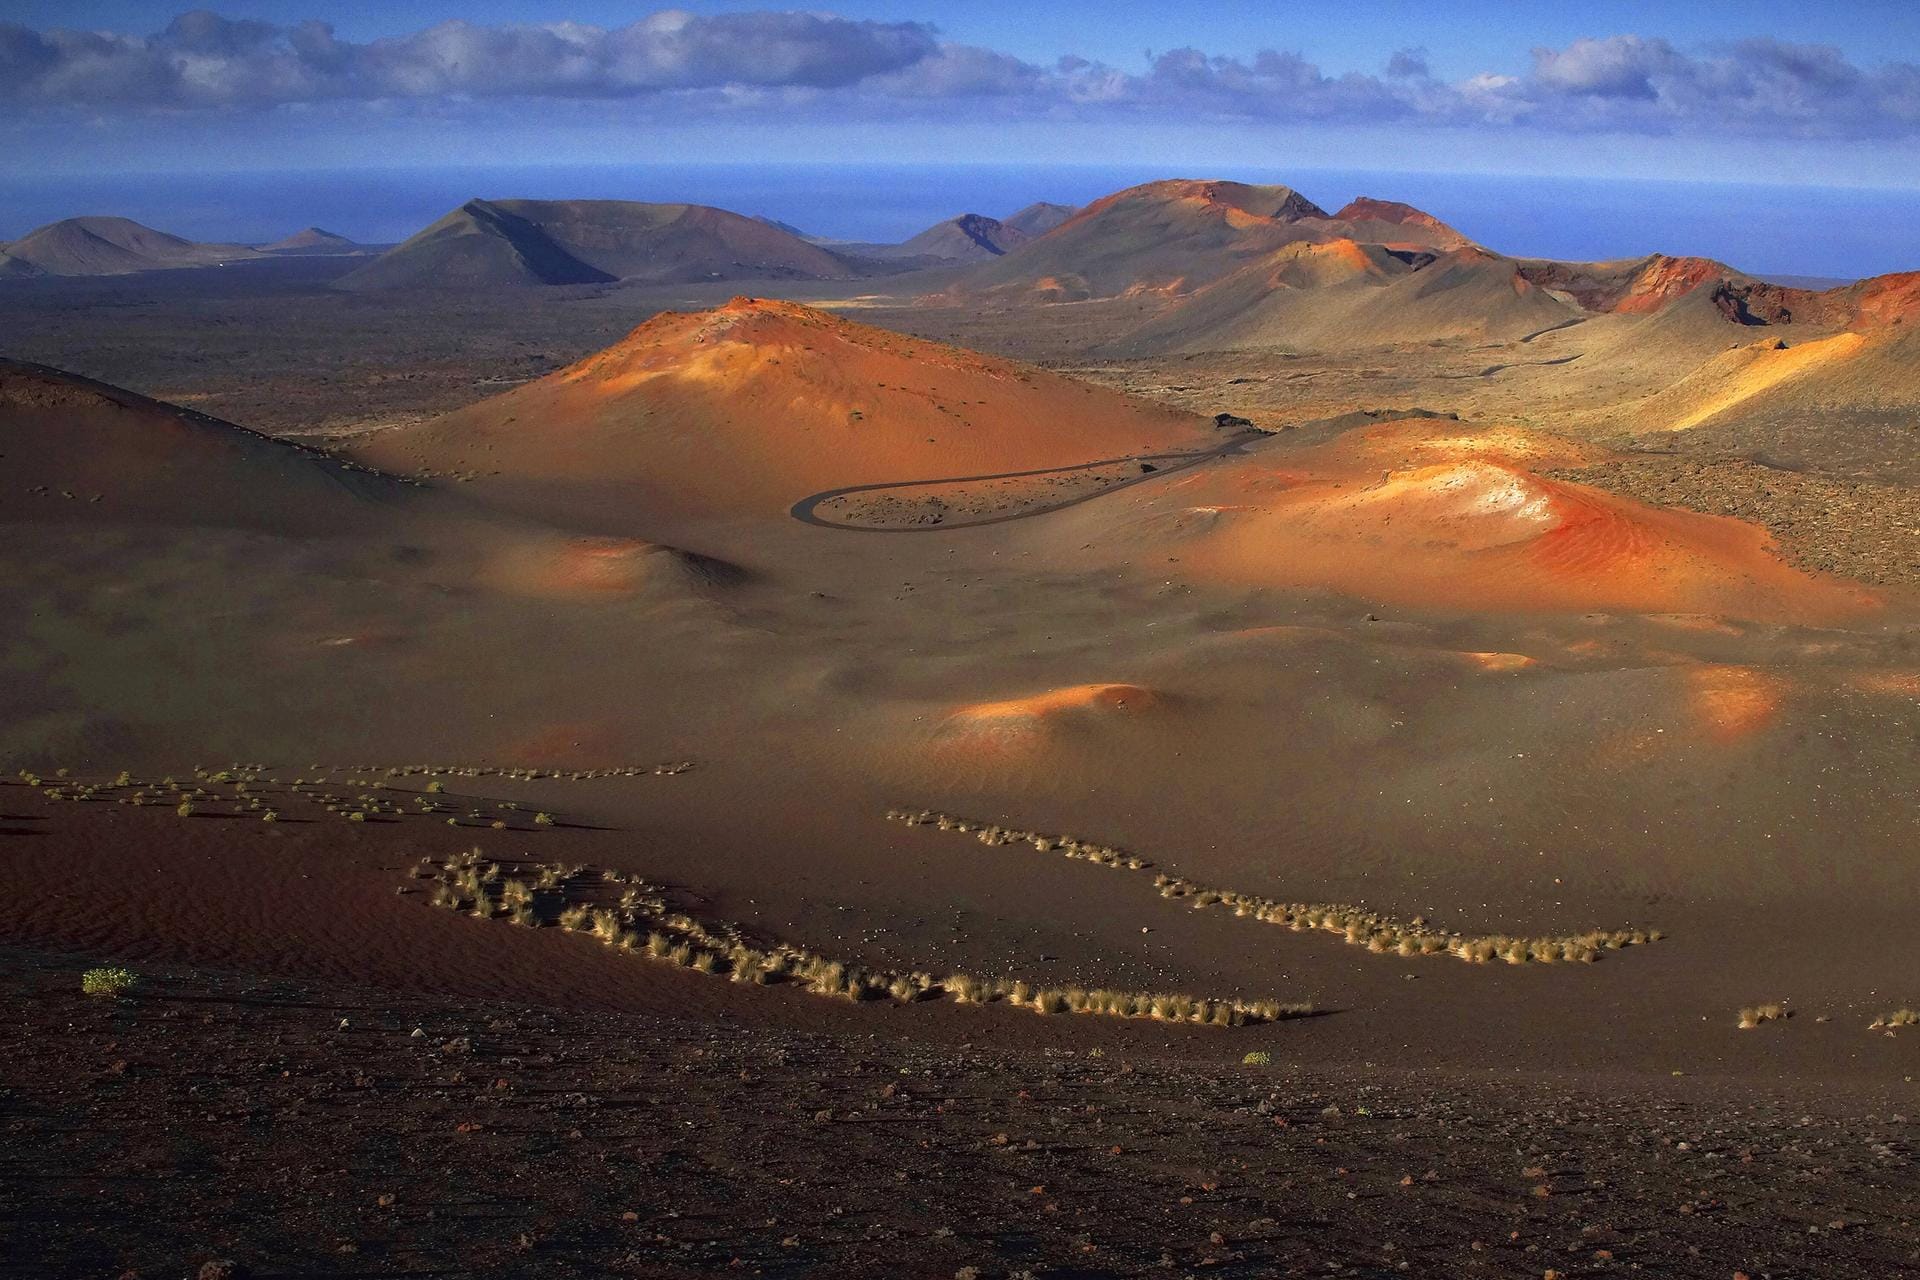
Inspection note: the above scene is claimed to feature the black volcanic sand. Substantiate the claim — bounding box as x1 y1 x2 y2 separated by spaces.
5 948 1917 1279
0 262 921 437
1549 454 1920 587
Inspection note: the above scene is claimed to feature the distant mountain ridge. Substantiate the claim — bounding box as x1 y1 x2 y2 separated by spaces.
835 212 1031 264
748 201 1080 266
951 179 1476 302
1 216 263 277
337 198 855 291
1002 202 1076 238
260 227 369 255
11 179 1913 336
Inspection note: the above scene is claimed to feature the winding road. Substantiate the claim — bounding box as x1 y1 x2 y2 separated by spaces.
789 431 1263 533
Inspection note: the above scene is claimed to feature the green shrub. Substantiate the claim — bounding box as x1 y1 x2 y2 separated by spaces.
82 967 138 997
1242 1050 1273 1066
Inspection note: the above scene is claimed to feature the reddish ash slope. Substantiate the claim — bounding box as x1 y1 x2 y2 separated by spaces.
1842 271 1920 327
936 683 1162 760
1328 198 1475 251
1511 254 1743 315
358 298 1218 522
1521 255 1920 329
952 180 1471 301
1046 420 1876 623
1727 269 1920 329
1610 256 1733 315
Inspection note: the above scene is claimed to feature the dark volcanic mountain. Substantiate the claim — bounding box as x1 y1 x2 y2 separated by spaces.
261 227 368 255
845 213 1030 264
897 213 1027 260
338 199 856 291
2 217 263 277
1002 201 1077 238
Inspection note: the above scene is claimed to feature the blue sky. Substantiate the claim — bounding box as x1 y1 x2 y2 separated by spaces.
19 2 1920 73
5 4 1920 187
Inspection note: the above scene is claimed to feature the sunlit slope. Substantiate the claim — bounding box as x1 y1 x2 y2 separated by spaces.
1040 420 1875 622
358 297 1220 523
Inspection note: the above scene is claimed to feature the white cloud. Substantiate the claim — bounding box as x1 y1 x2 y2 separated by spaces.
1 10 1917 142
0 9 941 106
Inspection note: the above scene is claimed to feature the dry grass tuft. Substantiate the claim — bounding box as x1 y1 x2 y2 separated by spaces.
888 806 1663 968
1737 1002 1790 1030
410 852 1307 1029
13 762 699 838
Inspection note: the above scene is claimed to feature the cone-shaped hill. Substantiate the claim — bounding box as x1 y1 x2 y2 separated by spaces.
337 199 855 291
2 217 262 277
354 297 1220 526
893 213 1028 261
1002 202 1076 237
1032 418 1876 624
261 227 367 255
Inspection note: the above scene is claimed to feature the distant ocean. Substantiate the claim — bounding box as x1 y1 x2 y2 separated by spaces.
4 163 1916 282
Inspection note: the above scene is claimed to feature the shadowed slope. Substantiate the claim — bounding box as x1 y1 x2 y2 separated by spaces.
837 214 1031 263
356 297 1219 526
1 360 741 602
894 214 1029 261
0 359 406 536
335 201 614 290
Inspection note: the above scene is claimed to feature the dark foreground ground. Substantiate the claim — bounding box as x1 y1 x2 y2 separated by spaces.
3 947 1914 1280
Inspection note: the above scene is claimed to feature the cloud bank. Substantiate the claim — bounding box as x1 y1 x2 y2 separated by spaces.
3 10 1916 141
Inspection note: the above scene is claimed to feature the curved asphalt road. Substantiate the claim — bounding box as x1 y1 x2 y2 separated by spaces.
789 432 1262 533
